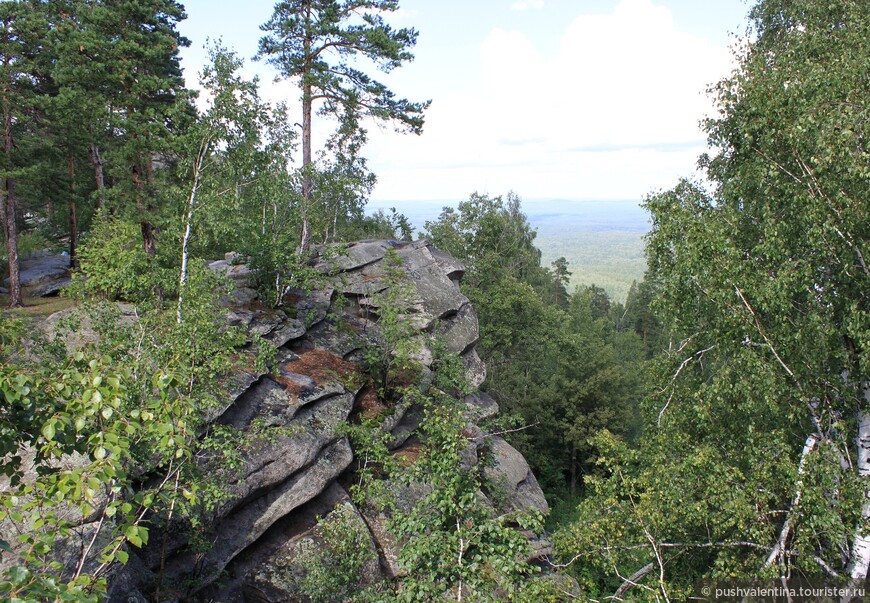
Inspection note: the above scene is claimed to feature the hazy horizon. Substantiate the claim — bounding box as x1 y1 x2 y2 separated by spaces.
367 197 649 302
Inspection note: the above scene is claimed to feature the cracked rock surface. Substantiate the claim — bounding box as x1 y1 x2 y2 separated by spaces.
101 240 549 601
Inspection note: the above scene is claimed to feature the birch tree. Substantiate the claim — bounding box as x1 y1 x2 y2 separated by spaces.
553 0 870 596
176 44 271 323
175 43 299 310
700 0 870 583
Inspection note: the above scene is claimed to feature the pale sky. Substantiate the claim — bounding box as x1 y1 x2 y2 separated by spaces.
177 0 751 202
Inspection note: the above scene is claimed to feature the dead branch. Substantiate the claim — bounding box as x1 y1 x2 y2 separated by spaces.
609 562 655 602
658 345 717 427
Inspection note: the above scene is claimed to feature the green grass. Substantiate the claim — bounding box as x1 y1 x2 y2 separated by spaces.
0 293 77 318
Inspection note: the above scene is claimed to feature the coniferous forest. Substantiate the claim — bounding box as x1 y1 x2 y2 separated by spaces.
1 0 870 601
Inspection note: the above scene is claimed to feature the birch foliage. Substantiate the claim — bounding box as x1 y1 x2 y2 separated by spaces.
555 0 870 597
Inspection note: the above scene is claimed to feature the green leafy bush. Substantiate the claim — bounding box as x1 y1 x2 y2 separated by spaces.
0 243 245 599
71 217 154 301
301 505 379 602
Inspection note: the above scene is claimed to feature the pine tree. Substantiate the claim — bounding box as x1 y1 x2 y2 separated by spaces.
0 1 51 307
256 0 429 252
68 0 191 258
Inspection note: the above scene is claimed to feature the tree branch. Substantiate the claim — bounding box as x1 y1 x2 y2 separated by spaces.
734 286 799 385
658 345 717 427
72 489 116 580
609 562 654 602
794 155 870 279
478 421 539 440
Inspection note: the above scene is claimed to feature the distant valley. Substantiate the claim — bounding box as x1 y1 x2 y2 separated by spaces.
369 198 649 302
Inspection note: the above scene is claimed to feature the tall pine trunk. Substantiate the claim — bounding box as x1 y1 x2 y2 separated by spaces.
1 176 21 307
88 140 105 214
299 68 312 251
133 157 161 302
298 0 313 254
133 160 157 258
2 19 21 307
68 154 77 267
140 221 157 257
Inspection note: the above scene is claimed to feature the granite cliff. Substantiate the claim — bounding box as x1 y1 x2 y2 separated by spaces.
12 240 551 601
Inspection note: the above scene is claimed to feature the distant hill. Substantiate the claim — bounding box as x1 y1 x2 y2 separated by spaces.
368 198 649 303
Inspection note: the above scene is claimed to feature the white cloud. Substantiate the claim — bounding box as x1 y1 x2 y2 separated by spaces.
367 0 734 201
478 0 729 150
510 0 545 11
176 0 738 202
381 6 419 25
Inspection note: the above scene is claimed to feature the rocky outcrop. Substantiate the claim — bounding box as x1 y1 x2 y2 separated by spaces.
3 250 72 296
90 239 549 601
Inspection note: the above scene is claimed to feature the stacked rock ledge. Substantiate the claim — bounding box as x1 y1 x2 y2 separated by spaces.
82 239 551 601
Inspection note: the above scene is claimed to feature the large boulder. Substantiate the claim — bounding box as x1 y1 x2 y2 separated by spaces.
482 436 549 516
313 239 484 385
243 483 381 602
4 251 71 295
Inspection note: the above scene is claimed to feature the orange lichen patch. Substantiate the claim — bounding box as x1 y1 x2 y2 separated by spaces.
361 274 386 281
277 291 302 309
393 443 425 467
392 365 423 389
227 350 259 374
355 384 385 420
274 374 305 399
283 349 360 387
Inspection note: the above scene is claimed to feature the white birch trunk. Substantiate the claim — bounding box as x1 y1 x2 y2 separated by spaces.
847 383 870 584
762 433 818 570
177 141 208 325
176 203 194 325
